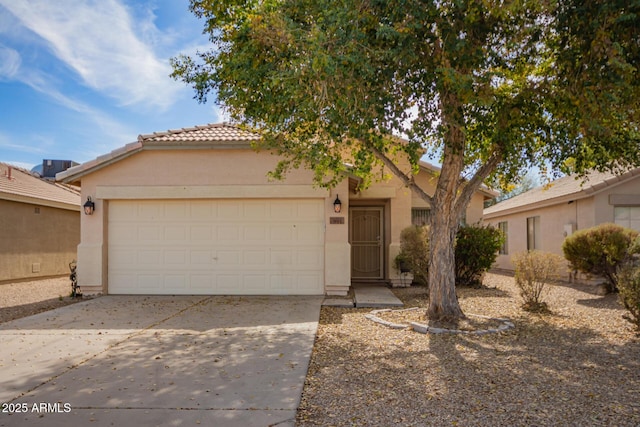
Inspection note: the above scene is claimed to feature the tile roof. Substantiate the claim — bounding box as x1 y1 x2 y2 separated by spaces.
0 162 80 210
138 123 260 144
484 167 640 217
58 123 260 184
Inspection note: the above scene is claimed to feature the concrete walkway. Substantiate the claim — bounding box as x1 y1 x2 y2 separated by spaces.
0 295 322 427
323 285 404 308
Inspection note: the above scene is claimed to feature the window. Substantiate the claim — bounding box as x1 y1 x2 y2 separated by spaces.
614 206 640 232
412 208 431 226
498 221 508 255
527 216 541 251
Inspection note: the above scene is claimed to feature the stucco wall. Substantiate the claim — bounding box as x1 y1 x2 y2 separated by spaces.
487 175 640 273
0 199 79 282
486 200 585 272
77 148 354 294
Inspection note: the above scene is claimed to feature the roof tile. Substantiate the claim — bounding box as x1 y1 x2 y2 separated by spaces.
484 168 640 216
138 123 260 143
0 163 80 207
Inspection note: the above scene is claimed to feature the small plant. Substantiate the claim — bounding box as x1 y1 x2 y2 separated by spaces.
513 250 563 312
394 253 411 273
562 223 638 293
455 224 504 287
398 226 429 285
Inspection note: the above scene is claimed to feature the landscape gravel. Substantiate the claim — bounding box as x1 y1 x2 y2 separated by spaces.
0 276 87 324
296 272 640 426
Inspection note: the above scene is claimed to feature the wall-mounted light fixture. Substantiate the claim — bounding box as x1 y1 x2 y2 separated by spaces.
83 196 95 215
333 195 342 213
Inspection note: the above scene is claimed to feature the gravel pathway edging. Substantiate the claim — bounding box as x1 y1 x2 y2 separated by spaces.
366 307 515 334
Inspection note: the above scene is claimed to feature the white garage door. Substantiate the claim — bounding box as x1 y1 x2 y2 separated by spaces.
108 199 325 295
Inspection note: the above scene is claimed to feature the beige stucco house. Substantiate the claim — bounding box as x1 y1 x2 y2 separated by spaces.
57 123 495 296
484 168 640 273
0 162 80 283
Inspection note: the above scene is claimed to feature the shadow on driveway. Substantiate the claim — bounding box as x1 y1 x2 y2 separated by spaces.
0 295 322 427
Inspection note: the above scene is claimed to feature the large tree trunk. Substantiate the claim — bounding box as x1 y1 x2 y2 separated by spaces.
427 202 464 321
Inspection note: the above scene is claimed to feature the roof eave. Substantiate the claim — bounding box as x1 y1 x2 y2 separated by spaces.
0 193 80 211
484 168 640 218
57 141 143 185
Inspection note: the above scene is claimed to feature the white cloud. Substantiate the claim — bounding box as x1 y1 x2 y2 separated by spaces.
0 0 181 110
0 44 20 78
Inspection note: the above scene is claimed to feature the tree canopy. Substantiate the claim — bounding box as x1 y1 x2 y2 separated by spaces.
172 0 639 321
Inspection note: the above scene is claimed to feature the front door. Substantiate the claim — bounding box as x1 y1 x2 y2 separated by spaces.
350 207 384 280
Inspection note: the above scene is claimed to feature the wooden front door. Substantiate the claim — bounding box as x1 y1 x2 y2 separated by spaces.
350 207 384 280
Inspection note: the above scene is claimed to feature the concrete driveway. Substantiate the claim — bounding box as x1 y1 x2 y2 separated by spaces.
0 295 322 427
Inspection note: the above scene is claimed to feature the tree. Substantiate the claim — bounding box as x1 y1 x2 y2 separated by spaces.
172 0 640 321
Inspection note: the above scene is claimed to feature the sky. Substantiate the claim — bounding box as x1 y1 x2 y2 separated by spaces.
0 0 223 171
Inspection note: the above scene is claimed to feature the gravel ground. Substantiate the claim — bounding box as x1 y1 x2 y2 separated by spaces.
0 276 86 324
297 272 640 427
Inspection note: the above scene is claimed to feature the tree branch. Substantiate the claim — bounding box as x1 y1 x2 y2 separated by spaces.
455 149 502 218
366 142 435 209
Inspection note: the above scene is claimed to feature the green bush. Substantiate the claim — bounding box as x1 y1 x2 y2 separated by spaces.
455 224 504 287
397 223 504 288
513 250 563 312
397 226 429 285
562 223 639 293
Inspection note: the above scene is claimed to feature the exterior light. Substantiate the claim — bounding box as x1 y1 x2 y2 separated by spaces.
333 195 342 213
83 196 95 215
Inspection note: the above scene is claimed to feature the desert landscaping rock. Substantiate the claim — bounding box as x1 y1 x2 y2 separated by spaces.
297 272 640 426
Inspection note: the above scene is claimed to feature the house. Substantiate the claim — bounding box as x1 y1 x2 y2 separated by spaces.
0 162 81 283
57 123 495 296
484 168 640 273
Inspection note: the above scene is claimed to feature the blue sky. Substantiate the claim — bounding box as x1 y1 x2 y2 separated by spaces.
0 0 223 170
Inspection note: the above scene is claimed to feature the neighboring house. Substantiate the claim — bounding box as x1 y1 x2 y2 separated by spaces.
484 168 640 273
57 123 495 296
0 162 81 283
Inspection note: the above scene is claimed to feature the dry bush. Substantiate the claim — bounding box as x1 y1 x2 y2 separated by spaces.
617 251 640 335
513 251 563 312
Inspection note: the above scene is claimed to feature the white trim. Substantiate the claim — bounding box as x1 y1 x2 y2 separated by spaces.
96 185 329 200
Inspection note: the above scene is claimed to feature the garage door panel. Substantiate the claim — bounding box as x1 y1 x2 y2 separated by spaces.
217 225 240 241
216 250 241 266
108 199 324 295
165 250 187 265
138 226 163 242
165 226 187 241
243 225 267 240
138 203 164 220
191 274 214 290
217 203 241 219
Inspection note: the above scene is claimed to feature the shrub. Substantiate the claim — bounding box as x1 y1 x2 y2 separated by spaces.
617 239 640 335
618 263 640 335
398 226 430 285
513 251 563 312
562 223 639 293
455 224 504 287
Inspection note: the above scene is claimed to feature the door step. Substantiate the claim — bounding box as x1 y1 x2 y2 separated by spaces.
322 285 404 308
